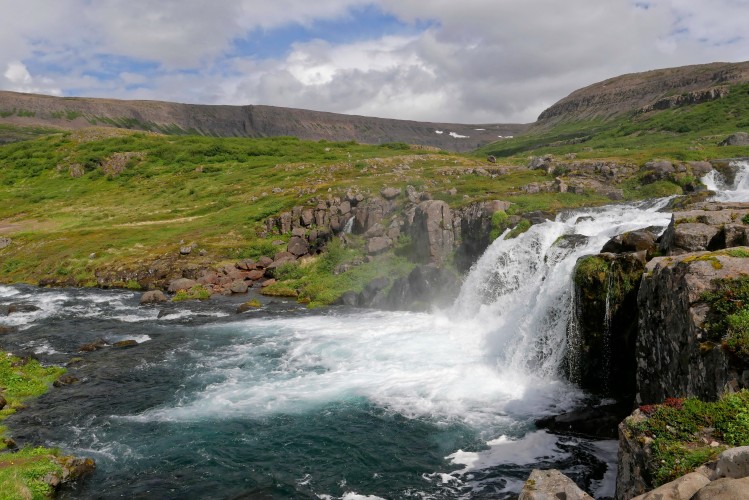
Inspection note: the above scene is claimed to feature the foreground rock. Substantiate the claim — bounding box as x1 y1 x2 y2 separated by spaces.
659 202 749 255
637 249 749 404
519 469 592 500
139 290 167 304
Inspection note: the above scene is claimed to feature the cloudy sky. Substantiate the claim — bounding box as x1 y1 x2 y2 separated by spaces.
1 0 747 123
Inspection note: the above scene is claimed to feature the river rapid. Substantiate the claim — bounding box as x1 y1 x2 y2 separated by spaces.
1 161 747 499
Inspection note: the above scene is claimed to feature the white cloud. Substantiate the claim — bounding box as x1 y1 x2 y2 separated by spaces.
0 0 747 122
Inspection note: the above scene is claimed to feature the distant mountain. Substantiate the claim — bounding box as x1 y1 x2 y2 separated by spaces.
0 91 528 152
535 61 749 127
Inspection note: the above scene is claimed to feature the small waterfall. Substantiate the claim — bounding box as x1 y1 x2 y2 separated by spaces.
601 263 615 393
342 216 355 234
452 199 674 379
702 159 749 201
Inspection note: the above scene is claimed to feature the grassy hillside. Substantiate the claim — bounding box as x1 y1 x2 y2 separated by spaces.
478 83 749 161
0 128 613 291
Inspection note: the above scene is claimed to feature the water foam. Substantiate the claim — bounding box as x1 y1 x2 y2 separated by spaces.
702 159 749 201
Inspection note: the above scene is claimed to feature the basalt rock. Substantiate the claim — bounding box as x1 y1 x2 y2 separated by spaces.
410 200 454 265
383 265 460 311
139 290 167 304
637 250 749 404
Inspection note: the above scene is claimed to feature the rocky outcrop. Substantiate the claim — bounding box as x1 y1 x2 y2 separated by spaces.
568 252 648 397
636 250 749 404
720 132 749 146
617 410 656 499
519 469 592 500
658 202 749 255
410 200 454 265
536 61 749 126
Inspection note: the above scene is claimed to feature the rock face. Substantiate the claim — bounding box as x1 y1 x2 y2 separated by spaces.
519 469 592 500
617 410 655 499
411 200 454 265
720 132 749 146
569 252 647 397
636 250 749 405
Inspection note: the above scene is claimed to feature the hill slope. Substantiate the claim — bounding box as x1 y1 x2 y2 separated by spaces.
0 91 527 152
536 61 749 126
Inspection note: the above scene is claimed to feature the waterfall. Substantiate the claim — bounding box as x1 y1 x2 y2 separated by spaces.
702 159 749 201
452 199 673 378
342 215 355 234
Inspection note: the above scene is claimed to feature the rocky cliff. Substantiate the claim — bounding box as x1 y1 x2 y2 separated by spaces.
536 61 749 126
0 90 528 152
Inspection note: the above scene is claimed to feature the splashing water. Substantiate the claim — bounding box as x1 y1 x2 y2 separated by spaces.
702 159 749 201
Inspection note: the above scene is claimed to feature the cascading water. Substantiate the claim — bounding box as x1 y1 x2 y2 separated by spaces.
702 159 749 201
2 161 748 499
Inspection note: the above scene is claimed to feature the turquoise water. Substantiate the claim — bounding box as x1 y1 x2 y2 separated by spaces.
0 285 614 499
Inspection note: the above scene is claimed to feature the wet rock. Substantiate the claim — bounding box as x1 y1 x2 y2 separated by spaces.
52 456 96 488
358 277 390 307
53 374 80 387
229 281 249 294
5 303 41 314
335 291 359 307
157 308 173 319
167 278 198 293
139 290 167 304
617 410 653 499
0 325 16 334
519 469 592 500
383 265 460 311
535 403 631 439
601 229 659 256
79 338 108 352
236 301 262 313
113 340 138 348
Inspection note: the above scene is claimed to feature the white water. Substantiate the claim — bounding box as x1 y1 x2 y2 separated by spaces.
701 159 749 201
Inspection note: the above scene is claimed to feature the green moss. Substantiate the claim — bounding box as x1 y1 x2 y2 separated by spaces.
489 210 509 240
633 391 749 485
0 352 68 498
726 248 749 258
702 277 749 358
173 285 212 301
574 256 609 287
504 219 531 239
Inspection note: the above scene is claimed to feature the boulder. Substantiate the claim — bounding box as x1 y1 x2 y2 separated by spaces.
79 338 108 352
631 472 711 500
236 259 257 271
113 340 138 348
0 237 11 249
5 303 41 314
715 446 749 479
0 325 16 335
179 246 192 255
535 403 631 439
601 229 659 256
383 265 460 311
229 281 249 294
381 187 401 199
692 477 749 499
287 236 310 257
366 237 391 255
719 132 749 146
247 269 265 281
167 278 198 293
257 256 274 268
617 410 654 499
0 395 5 410
519 469 592 500
139 290 167 304
358 277 390 307
336 291 359 307
53 375 80 387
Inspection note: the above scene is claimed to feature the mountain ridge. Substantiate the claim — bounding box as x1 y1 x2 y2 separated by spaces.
0 90 527 152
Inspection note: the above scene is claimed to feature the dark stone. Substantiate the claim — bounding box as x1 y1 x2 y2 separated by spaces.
287 236 310 257
167 278 198 293
5 303 40 315
79 338 108 352
257 256 274 268
335 291 360 307
113 340 138 348
0 325 16 335
383 265 460 311
53 374 80 387
0 395 6 410
139 290 167 304
358 277 390 307
601 229 658 256
236 259 257 271
535 402 632 439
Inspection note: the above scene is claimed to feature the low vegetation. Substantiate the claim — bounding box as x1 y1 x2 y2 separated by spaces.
632 391 749 485
0 351 69 498
702 276 749 358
